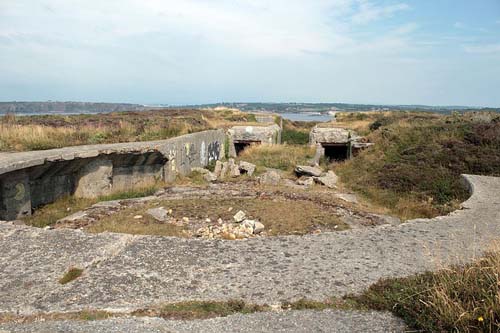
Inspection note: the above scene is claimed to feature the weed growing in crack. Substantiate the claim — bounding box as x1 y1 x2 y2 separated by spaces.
59 267 84 284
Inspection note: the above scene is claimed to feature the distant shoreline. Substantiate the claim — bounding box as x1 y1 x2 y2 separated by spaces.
0 101 498 117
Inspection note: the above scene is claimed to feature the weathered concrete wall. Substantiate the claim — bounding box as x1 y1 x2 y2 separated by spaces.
309 126 352 145
0 130 225 220
227 124 281 157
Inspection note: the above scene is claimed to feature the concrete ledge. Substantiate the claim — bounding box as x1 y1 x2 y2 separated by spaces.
0 130 225 219
0 130 224 176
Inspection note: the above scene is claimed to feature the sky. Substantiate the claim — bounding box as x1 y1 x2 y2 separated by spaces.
0 0 499 107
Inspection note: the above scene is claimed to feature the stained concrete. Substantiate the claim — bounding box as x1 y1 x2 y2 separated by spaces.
0 130 225 220
0 310 406 333
0 175 498 317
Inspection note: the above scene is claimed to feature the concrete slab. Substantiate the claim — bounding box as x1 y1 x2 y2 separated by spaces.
0 175 498 316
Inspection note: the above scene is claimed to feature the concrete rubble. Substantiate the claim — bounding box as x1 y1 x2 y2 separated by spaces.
313 171 338 189
202 159 257 182
295 165 323 177
239 161 256 176
146 207 170 222
259 170 281 186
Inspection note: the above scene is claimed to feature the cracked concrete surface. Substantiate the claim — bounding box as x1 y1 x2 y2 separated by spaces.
0 174 499 331
0 310 406 333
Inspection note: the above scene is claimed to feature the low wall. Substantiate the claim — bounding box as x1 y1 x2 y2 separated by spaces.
0 130 225 220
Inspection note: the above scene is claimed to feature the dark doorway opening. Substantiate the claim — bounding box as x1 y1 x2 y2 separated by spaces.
234 140 260 156
322 143 349 161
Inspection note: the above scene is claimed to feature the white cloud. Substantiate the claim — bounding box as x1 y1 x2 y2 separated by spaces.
463 43 500 54
0 0 414 57
453 22 464 29
351 1 410 24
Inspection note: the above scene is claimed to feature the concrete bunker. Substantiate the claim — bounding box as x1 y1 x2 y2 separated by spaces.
322 143 350 161
0 152 166 220
233 140 261 156
0 129 226 220
228 124 281 157
310 126 373 162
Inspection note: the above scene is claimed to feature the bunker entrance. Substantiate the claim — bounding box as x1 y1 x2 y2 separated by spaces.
234 140 260 156
322 143 349 161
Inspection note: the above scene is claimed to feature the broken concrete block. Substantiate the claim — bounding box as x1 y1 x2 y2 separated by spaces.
297 176 314 186
314 171 338 189
228 159 240 177
146 207 169 222
233 210 246 223
239 161 256 176
259 170 281 186
253 221 265 234
295 165 323 177
220 162 229 179
213 160 223 178
203 171 218 182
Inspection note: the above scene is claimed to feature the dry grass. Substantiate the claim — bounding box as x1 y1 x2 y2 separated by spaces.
0 310 119 324
23 196 96 228
86 204 188 237
0 108 261 152
352 247 500 332
23 183 164 228
334 112 500 219
133 300 267 320
86 197 347 237
0 301 267 324
238 144 316 174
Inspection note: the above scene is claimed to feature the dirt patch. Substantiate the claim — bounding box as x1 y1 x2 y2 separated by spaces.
87 196 348 237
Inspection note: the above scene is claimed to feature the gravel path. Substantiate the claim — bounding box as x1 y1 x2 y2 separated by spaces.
0 174 498 331
0 310 406 333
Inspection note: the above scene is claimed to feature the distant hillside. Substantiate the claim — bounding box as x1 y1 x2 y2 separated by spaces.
0 102 145 114
177 102 500 115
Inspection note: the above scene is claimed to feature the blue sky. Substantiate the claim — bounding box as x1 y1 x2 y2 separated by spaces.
0 0 499 106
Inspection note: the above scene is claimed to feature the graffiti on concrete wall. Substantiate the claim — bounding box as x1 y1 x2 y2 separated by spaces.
200 141 207 165
208 141 221 162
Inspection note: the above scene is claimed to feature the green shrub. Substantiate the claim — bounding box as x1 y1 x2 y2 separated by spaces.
281 129 309 145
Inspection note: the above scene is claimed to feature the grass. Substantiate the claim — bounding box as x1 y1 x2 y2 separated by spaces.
59 267 84 284
86 204 188 237
282 298 357 311
133 300 267 320
86 197 348 237
281 118 316 145
0 108 259 152
97 184 161 201
349 249 500 332
238 144 315 174
335 112 500 219
0 301 267 324
0 310 118 324
23 183 164 228
24 196 96 228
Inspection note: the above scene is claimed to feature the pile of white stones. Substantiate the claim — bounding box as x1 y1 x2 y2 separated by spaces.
195 210 264 240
